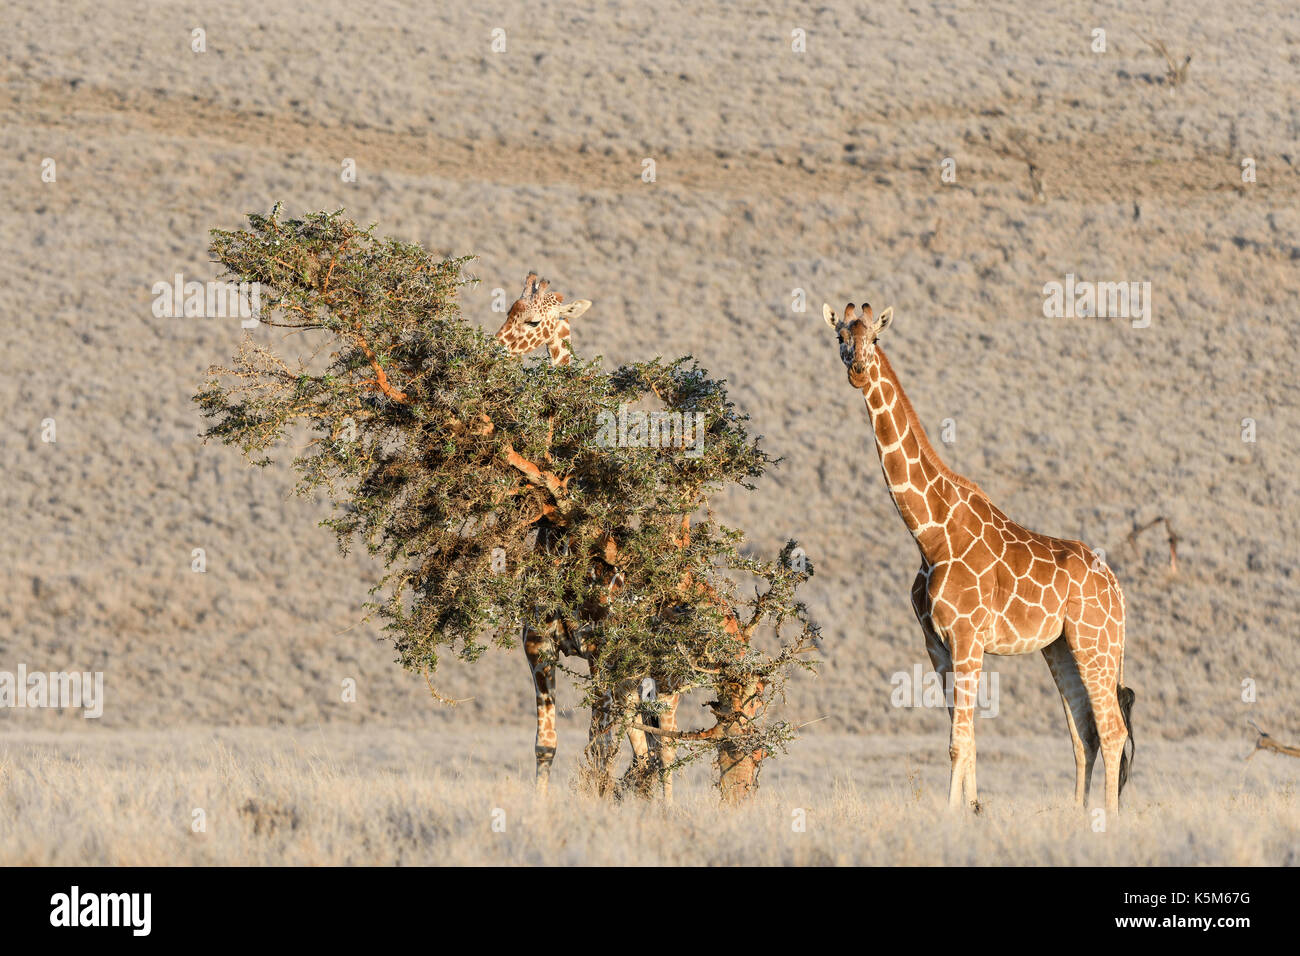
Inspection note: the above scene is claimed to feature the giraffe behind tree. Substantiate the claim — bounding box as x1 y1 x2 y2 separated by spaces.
495 272 592 366
821 300 1135 813
496 273 680 800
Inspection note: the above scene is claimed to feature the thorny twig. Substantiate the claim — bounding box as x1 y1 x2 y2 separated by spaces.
987 128 1046 202
423 667 473 706
1126 515 1180 572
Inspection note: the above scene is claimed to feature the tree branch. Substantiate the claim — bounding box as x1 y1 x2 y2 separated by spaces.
351 334 408 404
629 722 719 741
1246 719 1300 759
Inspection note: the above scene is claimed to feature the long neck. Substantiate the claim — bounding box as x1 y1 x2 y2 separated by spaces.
547 321 572 366
495 321 571 366
859 346 973 560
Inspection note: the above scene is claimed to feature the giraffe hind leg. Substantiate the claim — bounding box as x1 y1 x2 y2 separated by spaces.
1041 635 1099 807
1064 627 1128 814
657 692 681 805
619 686 658 799
610 677 680 803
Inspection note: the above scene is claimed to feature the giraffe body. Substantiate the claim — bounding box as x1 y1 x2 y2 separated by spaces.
499 275 679 800
824 301 1135 812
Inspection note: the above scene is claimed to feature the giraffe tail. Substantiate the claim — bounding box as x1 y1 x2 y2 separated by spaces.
1108 565 1135 795
1117 684 1136 793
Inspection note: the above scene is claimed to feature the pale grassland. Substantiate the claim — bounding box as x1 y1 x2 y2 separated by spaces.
1 727 1296 865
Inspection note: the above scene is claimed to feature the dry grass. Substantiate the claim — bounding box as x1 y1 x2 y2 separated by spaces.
3 0 1300 746
1138 31 1193 88
2 727 1296 866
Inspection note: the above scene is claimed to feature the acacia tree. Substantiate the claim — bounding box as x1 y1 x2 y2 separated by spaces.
195 206 820 800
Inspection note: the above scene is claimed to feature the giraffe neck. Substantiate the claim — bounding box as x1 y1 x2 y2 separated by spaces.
859 345 974 560
496 321 571 366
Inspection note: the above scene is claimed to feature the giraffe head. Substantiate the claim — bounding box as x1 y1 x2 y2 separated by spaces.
822 301 894 389
495 272 593 367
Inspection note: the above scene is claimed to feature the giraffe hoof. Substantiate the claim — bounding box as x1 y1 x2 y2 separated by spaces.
971 800 984 815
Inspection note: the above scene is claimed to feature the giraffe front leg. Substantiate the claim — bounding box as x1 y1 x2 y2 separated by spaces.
1042 637 1098 807
922 628 954 724
915 568 961 768
947 628 984 812
524 625 558 795
924 627 975 806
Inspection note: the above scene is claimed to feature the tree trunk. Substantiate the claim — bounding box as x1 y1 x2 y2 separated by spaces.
711 678 766 803
716 740 763 803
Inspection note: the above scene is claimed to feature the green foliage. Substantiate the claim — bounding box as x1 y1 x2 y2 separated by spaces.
196 205 819 770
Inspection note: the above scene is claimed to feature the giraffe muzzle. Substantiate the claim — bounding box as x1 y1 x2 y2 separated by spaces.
847 319 872 388
848 362 870 389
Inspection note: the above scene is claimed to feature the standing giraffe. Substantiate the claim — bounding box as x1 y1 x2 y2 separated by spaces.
495 273 681 799
820 300 1135 812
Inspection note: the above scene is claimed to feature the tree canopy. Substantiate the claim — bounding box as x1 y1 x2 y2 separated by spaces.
196 206 820 797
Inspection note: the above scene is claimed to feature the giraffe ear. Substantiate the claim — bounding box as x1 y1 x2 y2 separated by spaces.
873 306 894 337
559 299 592 319
822 303 837 328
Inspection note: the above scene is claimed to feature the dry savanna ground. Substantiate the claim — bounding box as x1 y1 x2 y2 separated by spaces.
2 727 1298 866
1 1 1298 864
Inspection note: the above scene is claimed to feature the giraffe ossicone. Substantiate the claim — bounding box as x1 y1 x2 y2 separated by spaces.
821 298 1135 813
